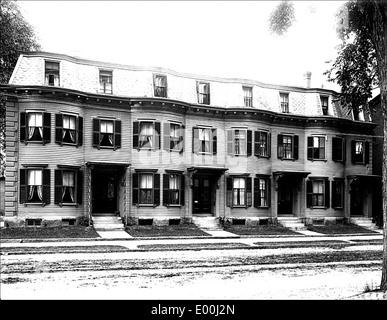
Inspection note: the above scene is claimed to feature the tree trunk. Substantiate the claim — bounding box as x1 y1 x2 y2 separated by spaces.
381 85 387 292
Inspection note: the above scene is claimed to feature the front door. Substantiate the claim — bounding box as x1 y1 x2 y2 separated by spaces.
350 180 364 216
193 176 212 214
92 171 117 214
278 179 293 215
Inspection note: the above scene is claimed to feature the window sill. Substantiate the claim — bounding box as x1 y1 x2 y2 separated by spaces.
254 155 270 158
136 204 156 208
59 142 79 147
279 157 296 161
23 202 48 207
165 204 182 208
57 203 79 207
230 205 248 209
308 206 327 210
307 159 327 162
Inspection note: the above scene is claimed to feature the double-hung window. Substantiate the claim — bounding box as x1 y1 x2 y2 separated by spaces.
192 127 217 155
163 172 185 207
243 86 253 107
92 118 121 150
254 176 271 208
197 82 210 105
307 136 326 160
306 178 330 208
55 113 83 146
153 74 167 97
20 112 51 144
351 140 369 164
277 134 298 160
54 167 83 206
20 167 50 205
280 92 289 113
132 171 160 207
320 96 329 115
332 136 346 162
227 129 252 156
226 176 252 208
164 122 184 152
254 131 271 158
99 70 113 94
133 121 161 150
45 61 60 86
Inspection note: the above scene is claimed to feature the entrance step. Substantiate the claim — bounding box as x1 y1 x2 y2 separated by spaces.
93 215 125 231
192 216 222 231
350 217 378 230
277 217 306 230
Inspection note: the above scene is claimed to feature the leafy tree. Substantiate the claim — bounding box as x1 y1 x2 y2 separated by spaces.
269 0 387 292
0 0 41 84
0 0 41 177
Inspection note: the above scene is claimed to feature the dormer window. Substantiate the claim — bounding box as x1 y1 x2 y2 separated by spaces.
99 70 113 94
320 96 329 115
280 92 289 113
45 61 60 86
197 82 210 105
153 74 167 97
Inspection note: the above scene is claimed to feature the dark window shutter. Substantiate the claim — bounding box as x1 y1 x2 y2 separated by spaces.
154 173 160 206
192 127 199 153
293 135 299 160
132 173 139 205
332 137 339 161
155 122 161 150
179 125 185 153
42 169 50 205
43 112 51 144
246 177 252 207
77 170 83 205
19 169 27 204
267 133 272 158
277 134 283 159
254 178 259 208
20 112 26 142
133 121 139 149
320 137 325 160
307 136 313 160
306 180 313 208
180 175 185 206
164 123 170 152
351 140 356 163
324 180 330 208
227 130 233 155
254 131 260 157
153 74 157 96
163 174 170 207
365 141 370 164
54 169 63 204
332 180 338 208
55 114 63 145
77 116 83 146
212 128 217 155
342 138 346 163
114 120 121 149
267 178 271 207
92 118 100 148
226 177 233 207
247 130 252 156
196 81 200 103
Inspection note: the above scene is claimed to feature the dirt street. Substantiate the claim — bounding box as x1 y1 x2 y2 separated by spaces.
1 241 383 300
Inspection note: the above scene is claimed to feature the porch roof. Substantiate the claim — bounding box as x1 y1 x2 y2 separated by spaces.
187 166 228 174
347 174 382 180
273 170 311 178
86 161 130 167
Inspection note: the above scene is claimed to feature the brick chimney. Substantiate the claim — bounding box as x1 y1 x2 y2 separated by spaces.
304 71 312 88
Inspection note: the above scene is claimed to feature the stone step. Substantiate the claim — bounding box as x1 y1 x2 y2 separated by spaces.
192 217 222 230
277 217 306 230
350 218 378 230
93 216 125 231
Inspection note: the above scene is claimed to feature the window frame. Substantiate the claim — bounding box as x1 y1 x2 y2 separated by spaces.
99 70 113 94
242 86 253 108
306 177 330 209
54 166 83 207
226 175 252 208
192 127 217 155
92 118 121 150
351 140 369 165
132 170 160 207
254 175 271 208
163 122 184 153
332 136 346 162
20 111 51 145
277 134 298 160
227 129 252 157
332 178 344 209
279 92 289 113
307 136 326 161
45 61 60 86
320 96 329 115
197 81 210 105
133 120 161 151
254 130 271 158
163 172 185 207
19 166 50 206
55 113 83 147
153 74 168 98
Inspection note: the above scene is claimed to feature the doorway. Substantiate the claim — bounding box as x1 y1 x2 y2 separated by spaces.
278 179 293 215
192 176 212 214
350 180 364 216
92 171 117 214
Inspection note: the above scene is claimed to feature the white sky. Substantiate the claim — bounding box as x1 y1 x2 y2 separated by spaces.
17 0 345 91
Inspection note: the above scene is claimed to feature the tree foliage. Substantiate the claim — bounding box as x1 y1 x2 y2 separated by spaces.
268 1 295 36
0 0 41 84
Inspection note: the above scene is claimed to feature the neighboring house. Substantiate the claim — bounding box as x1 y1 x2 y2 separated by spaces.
0 51 381 228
